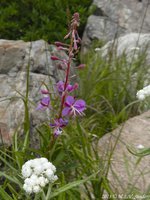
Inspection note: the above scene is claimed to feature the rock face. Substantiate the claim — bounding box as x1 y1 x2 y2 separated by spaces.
0 40 68 146
82 0 150 53
99 33 150 63
98 111 150 195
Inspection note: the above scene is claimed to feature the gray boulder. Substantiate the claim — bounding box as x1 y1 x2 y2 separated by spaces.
99 33 150 63
0 40 69 146
82 0 150 53
98 110 150 196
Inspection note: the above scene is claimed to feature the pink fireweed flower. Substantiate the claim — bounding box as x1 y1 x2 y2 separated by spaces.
36 96 50 110
36 89 50 110
50 118 68 137
36 89 51 110
56 81 78 96
62 96 86 117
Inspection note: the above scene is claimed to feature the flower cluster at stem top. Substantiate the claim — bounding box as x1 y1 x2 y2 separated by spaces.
36 13 86 137
22 158 58 194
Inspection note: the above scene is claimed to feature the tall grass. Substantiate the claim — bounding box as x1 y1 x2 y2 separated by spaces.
79 48 150 136
0 44 150 199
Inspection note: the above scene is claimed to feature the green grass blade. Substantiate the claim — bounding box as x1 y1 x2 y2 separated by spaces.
0 187 14 200
50 171 99 199
0 172 22 185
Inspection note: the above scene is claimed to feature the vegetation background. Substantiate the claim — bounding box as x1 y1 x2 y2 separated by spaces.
0 0 92 42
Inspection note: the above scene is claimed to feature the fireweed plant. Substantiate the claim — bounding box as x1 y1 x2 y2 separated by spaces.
37 12 86 138
20 12 86 195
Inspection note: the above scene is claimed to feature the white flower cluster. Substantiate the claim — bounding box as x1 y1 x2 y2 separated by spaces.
136 85 150 100
22 157 58 194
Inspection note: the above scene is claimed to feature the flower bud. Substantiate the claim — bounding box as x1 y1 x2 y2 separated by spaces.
55 41 63 47
51 56 60 61
41 89 49 94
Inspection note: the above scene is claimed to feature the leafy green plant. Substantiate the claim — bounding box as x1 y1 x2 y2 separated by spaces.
0 0 92 42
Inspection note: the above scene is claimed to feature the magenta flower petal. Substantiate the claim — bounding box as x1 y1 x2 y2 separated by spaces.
62 107 71 116
66 84 74 92
65 96 75 107
41 96 50 106
36 96 50 110
56 81 64 92
36 104 44 110
59 118 68 127
50 118 68 137
74 100 86 111
62 96 86 117
50 118 68 128
56 81 78 96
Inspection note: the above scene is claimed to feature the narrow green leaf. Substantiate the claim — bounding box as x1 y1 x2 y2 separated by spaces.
127 146 150 157
0 156 18 172
0 172 22 186
50 171 99 198
0 187 13 200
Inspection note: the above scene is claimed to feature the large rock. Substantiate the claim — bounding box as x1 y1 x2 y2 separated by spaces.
96 33 150 96
82 0 150 53
99 33 150 63
0 40 70 146
98 110 150 196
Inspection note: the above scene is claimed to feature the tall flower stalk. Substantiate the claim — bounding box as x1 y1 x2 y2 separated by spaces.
37 12 86 139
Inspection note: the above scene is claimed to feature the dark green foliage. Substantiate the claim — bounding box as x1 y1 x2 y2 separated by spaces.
0 0 92 42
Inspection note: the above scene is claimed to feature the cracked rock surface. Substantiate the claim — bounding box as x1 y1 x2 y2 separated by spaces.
82 0 150 53
98 110 150 196
0 39 69 146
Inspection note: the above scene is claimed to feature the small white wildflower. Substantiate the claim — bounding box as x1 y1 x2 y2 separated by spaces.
136 92 145 100
33 185 41 194
24 178 31 185
25 176 37 187
137 144 145 149
21 157 58 194
45 169 53 179
51 165 56 172
34 165 43 175
38 176 47 187
44 178 49 184
30 159 40 168
95 47 101 52
24 160 32 168
21 166 32 178
42 162 53 171
39 157 48 164
23 184 32 194
30 174 39 184
137 85 150 100
51 175 58 183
